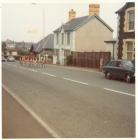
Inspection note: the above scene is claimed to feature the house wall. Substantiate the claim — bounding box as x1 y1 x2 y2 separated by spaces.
54 32 74 51
54 31 75 65
6 51 18 56
116 3 135 59
6 43 15 48
75 17 113 52
11 51 18 56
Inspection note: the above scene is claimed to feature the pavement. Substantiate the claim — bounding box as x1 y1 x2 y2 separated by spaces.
2 88 53 138
47 63 101 73
2 61 135 138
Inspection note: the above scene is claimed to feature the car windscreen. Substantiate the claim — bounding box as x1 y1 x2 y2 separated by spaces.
124 61 135 67
107 61 118 66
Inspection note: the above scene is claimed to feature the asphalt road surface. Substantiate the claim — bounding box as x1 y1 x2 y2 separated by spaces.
2 62 135 138
2 88 53 138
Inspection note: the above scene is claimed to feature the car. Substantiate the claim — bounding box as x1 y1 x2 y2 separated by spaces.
102 59 135 83
2 56 7 62
7 56 15 62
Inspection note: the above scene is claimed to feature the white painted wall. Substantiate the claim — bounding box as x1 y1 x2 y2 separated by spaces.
12 51 18 56
75 17 113 52
54 31 74 51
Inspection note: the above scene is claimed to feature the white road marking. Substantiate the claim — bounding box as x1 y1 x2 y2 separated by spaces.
5 63 12 66
3 63 135 98
28 68 38 72
63 77 89 86
19 66 30 71
2 84 60 138
13 65 17 68
104 88 135 97
19 66 27 70
41 72 56 77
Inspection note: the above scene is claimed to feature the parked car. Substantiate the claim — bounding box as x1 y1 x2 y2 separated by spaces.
7 56 15 62
102 59 135 83
2 56 7 62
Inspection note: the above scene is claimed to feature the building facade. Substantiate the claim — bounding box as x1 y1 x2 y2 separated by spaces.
116 2 135 60
53 4 113 65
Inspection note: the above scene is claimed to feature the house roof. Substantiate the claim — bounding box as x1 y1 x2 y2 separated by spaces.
115 2 135 14
15 42 33 51
54 15 113 33
34 34 54 53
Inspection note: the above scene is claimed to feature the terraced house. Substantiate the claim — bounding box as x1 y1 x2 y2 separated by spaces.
53 4 113 65
116 2 135 60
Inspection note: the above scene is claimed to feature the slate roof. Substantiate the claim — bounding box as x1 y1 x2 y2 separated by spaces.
34 34 54 53
54 15 113 33
15 42 32 50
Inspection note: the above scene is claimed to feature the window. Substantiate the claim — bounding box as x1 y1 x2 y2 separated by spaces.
124 61 134 67
127 52 132 60
56 33 59 45
108 61 118 66
126 41 134 60
116 61 123 67
67 32 70 45
62 33 64 45
127 10 135 30
127 42 133 51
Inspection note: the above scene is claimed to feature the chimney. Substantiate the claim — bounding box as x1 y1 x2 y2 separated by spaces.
69 9 76 21
89 4 100 16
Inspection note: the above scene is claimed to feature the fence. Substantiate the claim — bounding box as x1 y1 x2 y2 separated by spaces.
66 51 111 69
19 55 47 68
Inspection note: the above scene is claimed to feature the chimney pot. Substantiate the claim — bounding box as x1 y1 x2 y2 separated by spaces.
69 9 76 21
89 4 100 16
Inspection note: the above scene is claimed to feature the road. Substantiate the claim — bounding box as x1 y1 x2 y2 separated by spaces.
2 88 53 138
2 62 135 138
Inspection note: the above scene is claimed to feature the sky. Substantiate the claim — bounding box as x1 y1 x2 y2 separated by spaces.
1 1 128 43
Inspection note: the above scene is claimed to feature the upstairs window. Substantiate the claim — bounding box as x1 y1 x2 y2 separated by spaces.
56 33 59 45
127 10 135 31
62 33 64 45
67 32 70 45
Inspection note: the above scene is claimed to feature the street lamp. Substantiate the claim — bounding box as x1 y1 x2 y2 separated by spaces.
31 3 45 54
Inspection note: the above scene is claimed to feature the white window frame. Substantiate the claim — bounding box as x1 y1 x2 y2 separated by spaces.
124 39 135 60
127 10 135 31
67 32 70 45
56 33 59 45
124 7 135 32
61 33 64 45
126 42 133 60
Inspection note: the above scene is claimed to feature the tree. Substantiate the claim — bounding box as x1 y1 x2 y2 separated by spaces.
29 44 34 53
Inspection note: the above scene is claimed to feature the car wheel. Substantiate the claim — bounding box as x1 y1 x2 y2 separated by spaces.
105 72 111 79
125 74 131 83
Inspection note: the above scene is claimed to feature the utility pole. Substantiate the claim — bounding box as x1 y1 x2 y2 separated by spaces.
31 3 46 55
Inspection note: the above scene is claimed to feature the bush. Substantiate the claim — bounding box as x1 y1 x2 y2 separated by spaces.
18 50 30 55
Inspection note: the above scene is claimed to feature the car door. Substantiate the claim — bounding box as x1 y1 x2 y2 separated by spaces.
115 61 124 78
109 61 118 77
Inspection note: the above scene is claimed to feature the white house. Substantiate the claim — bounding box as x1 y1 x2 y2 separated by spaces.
53 4 113 65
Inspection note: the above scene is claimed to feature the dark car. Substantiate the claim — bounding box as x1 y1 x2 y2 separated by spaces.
102 59 135 83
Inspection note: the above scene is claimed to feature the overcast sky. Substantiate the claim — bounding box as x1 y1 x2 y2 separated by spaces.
2 1 126 42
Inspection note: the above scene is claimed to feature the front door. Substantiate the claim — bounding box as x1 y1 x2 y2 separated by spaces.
59 49 64 65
